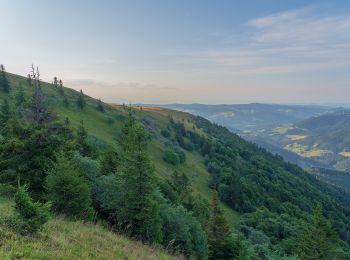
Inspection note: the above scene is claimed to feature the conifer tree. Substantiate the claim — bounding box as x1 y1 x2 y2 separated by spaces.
53 76 58 88
27 74 32 86
30 65 48 125
58 79 64 95
76 89 86 109
0 66 71 197
75 121 95 157
64 117 70 126
46 155 94 220
100 148 119 175
116 109 162 243
10 185 50 235
63 95 69 107
0 99 11 125
97 99 105 112
15 86 26 107
297 204 337 260
207 191 234 259
0 64 10 92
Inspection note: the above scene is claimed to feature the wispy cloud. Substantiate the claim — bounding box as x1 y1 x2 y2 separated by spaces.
180 7 350 74
249 7 350 45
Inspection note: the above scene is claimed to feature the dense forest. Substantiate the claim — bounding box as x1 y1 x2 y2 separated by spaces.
0 65 349 259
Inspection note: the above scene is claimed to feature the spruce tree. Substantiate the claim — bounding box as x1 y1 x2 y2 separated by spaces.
297 204 337 260
53 77 58 88
75 121 95 157
0 64 10 92
58 79 64 95
15 86 26 107
9 185 50 235
46 155 94 220
0 68 71 197
116 110 162 243
100 148 119 175
76 89 86 109
97 98 105 112
207 191 234 259
0 99 11 125
63 95 69 107
27 74 32 86
64 117 70 126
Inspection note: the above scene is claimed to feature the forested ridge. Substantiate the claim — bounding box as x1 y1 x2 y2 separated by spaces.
0 65 349 259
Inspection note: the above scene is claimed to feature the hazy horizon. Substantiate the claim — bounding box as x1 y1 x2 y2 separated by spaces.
2 0 350 104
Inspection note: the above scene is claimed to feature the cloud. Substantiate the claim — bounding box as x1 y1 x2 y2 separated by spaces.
179 7 350 74
249 7 350 45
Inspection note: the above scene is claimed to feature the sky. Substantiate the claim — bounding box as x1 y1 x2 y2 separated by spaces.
1 0 350 104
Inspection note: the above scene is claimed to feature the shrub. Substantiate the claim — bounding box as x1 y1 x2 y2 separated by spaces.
162 147 186 165
160 204 208 258
175 147 186 163
163 149 180 165
161 128 171 138
8 185 50 235
0 183 16 197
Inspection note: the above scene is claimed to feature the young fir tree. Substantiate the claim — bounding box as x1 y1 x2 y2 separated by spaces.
207 191 235 259
15 85 26 107
63 95 69 107
58 79 64 95
100 148 119 176
64 117 70 126
27 74 32 87
53 76 58 88
97 98 105 112
0 99 11 125
297 204 337 260
45 155 94 220
0 64 10 92
10 185 50 235
116 110 162 243
76 89 86 109
75 121 95 157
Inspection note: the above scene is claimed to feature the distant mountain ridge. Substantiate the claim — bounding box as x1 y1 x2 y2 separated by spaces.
159 103 339 132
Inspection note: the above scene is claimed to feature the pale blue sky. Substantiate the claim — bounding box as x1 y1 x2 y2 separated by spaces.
1 0 350 104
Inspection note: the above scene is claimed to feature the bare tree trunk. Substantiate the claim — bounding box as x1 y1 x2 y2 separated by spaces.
30 65 47 125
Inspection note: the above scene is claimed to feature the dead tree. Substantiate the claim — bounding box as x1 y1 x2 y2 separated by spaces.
30 65 48 125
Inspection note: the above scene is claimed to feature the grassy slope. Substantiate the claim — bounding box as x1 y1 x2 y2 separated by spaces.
0 197 172 259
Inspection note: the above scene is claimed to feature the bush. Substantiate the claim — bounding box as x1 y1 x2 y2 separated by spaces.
8 185 50 235
160 204 208 258
73 153 101 181
46 156 94 220
161 128 171 138
175 147 186 163
0 183 16 197
163 149 180 165
162 147 186 165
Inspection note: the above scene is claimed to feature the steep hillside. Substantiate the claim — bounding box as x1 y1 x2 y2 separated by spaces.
307 167 350 192
1 71 350 258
